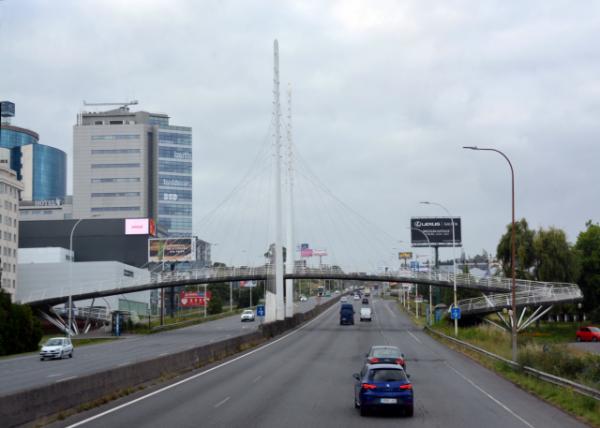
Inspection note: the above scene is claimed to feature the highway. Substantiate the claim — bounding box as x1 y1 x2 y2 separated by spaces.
0 296 330 396
53 296 585 428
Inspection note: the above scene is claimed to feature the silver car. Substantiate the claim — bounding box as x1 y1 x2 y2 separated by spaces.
241 309 255 322
40 337 73 360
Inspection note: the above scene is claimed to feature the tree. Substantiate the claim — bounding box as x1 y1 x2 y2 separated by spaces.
496 218 535 279
575 221 600 321
0 290 43 356
533 227 580 282
207 294 223 315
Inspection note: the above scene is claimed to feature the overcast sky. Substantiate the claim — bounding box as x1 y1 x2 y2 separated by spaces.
2 1 599 269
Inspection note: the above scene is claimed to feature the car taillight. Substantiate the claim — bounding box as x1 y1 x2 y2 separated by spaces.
361 383 377 390
395 358 405 366
368 357 380 363
399 384 412 390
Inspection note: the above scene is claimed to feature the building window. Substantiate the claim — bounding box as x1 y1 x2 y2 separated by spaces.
158 160 192 174
158 132 191 146
91 163 140 169
159 175 192 188
91 177 141 183
91 206 140 212
91 192 141 197
91 149 141 155
91 134 140 141
158 147 192 160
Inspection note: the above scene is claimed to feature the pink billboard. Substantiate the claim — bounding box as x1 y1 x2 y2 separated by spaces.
125 218 149 235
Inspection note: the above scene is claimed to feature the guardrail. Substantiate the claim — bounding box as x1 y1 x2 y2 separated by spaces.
425 326 600 401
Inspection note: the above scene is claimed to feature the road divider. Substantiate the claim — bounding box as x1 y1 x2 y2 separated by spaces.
0 296 341 428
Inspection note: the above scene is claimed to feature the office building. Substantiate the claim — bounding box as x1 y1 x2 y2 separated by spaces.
72 103 192 236
0 101 67 202
0 160 24 301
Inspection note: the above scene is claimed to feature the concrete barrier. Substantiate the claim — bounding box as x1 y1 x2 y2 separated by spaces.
0 296 341 427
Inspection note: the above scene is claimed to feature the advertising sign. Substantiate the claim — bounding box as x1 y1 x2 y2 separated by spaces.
125 218 149 235
148 238 196 262
180 291 211 307
240 280 257 288
313 249 327 257
398 252 413 259
410 217 462 247
300 243 313 257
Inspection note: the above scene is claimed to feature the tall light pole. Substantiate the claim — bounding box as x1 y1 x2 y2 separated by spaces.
67 215 99 336
463 146 517 362
410 227 434 325
420 201 458 336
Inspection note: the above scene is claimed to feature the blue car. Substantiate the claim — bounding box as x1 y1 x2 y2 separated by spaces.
353 363 414 417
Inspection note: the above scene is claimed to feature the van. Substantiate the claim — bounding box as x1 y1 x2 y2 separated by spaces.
340 303 355 325
360 307 372 322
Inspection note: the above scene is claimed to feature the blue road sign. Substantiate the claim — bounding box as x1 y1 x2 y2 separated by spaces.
451 307 461 320
256 305 265 317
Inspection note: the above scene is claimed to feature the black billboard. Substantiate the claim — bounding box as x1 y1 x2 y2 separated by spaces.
410 217 462 247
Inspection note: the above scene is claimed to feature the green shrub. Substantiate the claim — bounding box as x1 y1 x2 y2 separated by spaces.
0 290 43 355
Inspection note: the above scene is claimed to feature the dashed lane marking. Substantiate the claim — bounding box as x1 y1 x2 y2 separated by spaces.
213 396 230 408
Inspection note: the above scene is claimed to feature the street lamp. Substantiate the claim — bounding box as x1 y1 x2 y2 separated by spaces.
463 145 517 362
420 201 458 336
409 226 434 324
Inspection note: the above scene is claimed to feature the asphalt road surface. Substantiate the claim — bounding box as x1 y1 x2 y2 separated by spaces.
55 296 585 428
0 296 330 396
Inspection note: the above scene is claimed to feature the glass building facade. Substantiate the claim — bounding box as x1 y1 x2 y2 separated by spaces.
0 123 67 202
156 126 192 236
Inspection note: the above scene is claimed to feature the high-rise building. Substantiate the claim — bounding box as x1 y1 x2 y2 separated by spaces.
0 159 24 301
72 104 192 236
0 101 67 202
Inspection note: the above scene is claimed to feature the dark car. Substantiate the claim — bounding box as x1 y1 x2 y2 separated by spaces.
365 345 406 370
362 297 369 305
576 326 600 342
353 363 413 417
340 303 355 325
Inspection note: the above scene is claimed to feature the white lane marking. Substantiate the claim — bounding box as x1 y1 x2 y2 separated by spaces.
383 301 396 318
252 375 262 384
213 396 230 408
117 362 130 367
407 331 422 344
158 352 168 357
65 302 337 428
445 363 535 428
56 376 77 383
47 373 63 378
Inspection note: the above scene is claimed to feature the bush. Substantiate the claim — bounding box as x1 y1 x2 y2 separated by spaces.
207 295 223 315
0 290 43 356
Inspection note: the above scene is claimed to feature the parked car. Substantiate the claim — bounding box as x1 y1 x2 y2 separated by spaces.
360 307 372 322
353 363 413 417
340 303 355 325
40 337 73 360
240 309 255 322
362 297 369 305
576 326 600 342
365 345 406 370
299 295 308 302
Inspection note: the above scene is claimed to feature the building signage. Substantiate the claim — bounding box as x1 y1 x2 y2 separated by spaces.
180 291 211 307
240 280 257 288
148 238 197 262
33 198 63 207
125 218 150 235
410 217 462 247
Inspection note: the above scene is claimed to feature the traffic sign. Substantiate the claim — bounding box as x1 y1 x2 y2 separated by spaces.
451 307 461 320
256 305 265 317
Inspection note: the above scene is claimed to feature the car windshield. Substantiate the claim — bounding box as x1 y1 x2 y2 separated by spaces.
589 327 600 332
243 310 253 314
372 348 400 358
45 339 64 346
369 369 407 382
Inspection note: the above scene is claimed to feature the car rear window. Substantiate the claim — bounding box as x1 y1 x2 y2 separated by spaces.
373 348 400 357
369 369 407 382
589 327 600 332
46 339 63 346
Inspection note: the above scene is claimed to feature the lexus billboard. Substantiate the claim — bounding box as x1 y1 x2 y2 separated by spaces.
410 217 462 247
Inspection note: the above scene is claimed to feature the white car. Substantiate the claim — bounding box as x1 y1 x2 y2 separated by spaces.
340 296 348 303
299 296 308 302
360 307 372 322
353 294 360 300
40 337 73 360
241 309 255 322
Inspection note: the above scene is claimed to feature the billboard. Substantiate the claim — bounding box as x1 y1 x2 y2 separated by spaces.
180 291 211 307
148 238 196 262
240 280 257 288
125 218 150 235
398 252 413 259
410 217 462 247
313 249 327 257
300 243 313 258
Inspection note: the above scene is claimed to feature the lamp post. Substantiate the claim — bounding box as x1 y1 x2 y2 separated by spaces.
67 215 99 337
463 146 517 362
420 201 458 336
410 227 434 325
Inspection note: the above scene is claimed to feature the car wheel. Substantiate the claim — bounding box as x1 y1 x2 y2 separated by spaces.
58 351 63 359
593 337 598 342
405 405 414 417
40 357 44 361
576 336 581 342
360 406 368 417
69 350 73 358
354 398 359 409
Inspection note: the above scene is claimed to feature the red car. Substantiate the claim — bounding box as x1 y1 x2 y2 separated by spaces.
575 326 600 342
